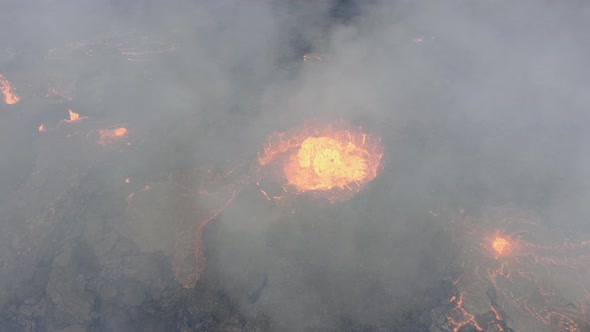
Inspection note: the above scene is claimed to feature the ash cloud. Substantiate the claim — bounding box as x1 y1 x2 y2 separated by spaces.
1 0 590 331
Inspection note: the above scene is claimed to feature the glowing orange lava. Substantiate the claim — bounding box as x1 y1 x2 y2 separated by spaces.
64 109 85 123
447 292 484 332
258 122 382 202
0 74 20 104
492 236 509 255
123 122 382 289
444 207 590 331
38 124 45 132
173 169 246 289
98 127 128 146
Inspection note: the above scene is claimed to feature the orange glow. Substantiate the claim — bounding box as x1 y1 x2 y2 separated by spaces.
492 236 509 255
125 178 130 183
303 54 330 62
484 231 518 259
180 173 244 289
98 127 128 146
173 188 240 289
38 124 45 132
64 109 85 123
0 74 20 104
446 207 590 331
286 136 372 190
258 122 382 202
447 293 484 332
123 122 381 290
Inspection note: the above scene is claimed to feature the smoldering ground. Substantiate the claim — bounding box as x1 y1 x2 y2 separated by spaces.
1 0 590 331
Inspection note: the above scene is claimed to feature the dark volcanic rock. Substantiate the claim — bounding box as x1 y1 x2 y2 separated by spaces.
46 247 96 326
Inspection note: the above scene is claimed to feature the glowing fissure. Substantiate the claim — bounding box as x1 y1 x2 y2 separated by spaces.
172 185 241 289
443 207 590 331
0 74 20 104
492 237 509 255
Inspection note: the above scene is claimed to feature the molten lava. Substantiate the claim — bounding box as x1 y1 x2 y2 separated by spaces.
64 109 85 123
492 236 509 255
0 74 20 104
122 122 381 289
286 136 373 191
259 123 382 202
98 127 128 147
444 207 590 331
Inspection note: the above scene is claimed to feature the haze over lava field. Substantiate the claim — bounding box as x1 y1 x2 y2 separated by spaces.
1 1 590 331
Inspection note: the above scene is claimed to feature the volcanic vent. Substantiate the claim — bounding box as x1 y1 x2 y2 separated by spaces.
258 121 383 202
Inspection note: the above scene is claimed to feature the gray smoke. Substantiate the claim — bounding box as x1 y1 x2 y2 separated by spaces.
1 0 589 331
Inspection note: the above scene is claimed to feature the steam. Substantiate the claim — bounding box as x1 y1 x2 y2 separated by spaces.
1 0 590 330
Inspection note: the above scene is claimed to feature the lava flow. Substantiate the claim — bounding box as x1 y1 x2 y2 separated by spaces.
97 127 129 147
444 206 590 331
258 122 383 202
172 184 242 288
63 109 86 123
0 74 20 104
121 168 246 289
121 121 383 289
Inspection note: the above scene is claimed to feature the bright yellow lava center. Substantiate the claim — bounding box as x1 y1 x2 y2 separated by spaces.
492 237 509 255
284 136 369 191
